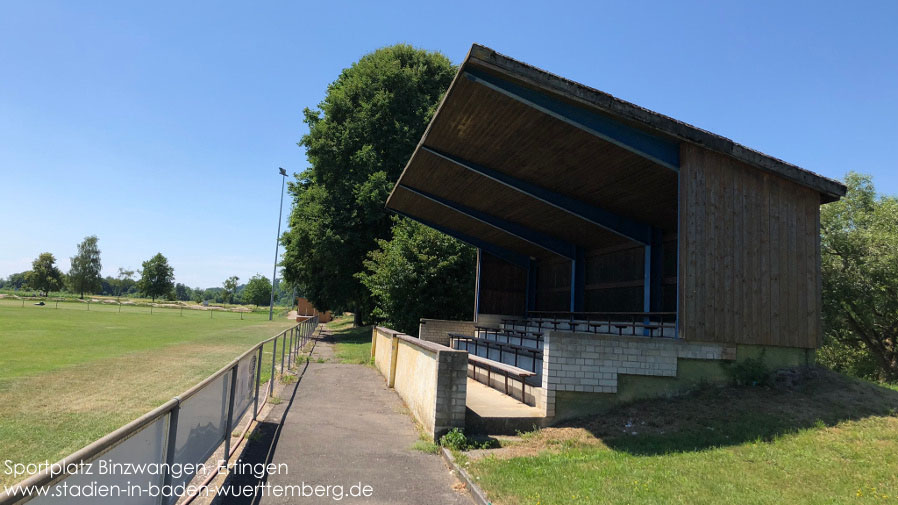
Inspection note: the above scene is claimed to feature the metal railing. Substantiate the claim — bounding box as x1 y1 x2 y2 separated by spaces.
524 311 677 337
0 315 319 505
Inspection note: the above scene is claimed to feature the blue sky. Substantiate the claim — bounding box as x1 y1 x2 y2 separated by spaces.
1 1 896 287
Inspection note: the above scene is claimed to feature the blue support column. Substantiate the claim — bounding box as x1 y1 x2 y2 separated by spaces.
570 247 585 313
643 228 664 334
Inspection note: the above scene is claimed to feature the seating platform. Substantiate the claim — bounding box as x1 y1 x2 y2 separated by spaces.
465 378 545 435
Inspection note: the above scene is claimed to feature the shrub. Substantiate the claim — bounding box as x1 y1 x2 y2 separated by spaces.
440 428 468 451
728 352 771 386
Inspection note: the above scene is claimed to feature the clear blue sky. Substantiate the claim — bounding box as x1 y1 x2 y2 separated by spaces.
1 0 896 288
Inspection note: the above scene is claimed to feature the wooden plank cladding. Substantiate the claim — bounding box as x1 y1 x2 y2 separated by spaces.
478 251 527 316
679 144 822 348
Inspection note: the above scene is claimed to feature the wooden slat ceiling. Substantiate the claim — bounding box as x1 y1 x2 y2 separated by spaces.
389 186 548 259
387 61 678 262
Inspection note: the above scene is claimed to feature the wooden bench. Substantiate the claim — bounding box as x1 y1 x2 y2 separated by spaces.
467 354 536 402
449 333 542 367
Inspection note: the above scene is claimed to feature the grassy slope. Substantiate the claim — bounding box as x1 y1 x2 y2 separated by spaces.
328 315 373 364
468 370 898 505
0 303 294 484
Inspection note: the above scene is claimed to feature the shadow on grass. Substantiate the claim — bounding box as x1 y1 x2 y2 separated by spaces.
558 368 898 456
328 324 373 364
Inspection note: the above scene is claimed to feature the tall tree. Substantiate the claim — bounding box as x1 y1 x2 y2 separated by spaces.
820 172 898 382
242 274 272 306
116 268 135 298
137 253 175 302
174 283 191 301
25 253 64 296
69 235 102 299
223 276 239 304
3 272 28 290
359 217 475 335
281 44 455 326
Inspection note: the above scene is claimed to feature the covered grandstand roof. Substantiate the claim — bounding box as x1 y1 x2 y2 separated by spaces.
385 44 845 263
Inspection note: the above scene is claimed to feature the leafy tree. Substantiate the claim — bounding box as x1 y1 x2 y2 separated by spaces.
358 217 475 335
174 283 191 301
68 235 102 298
2 272 28 290
242 274 272 306
820 172 898 382
281 44 455 326
203 287 224 303
25 253 64 296
116 268 135 297
192 286 204 303
222 276 239 304
137 253 175 302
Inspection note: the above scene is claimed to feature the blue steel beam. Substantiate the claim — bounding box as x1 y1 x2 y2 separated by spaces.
399 184 577 260
463 68 680 171
421 146 652 245
390 209 530 269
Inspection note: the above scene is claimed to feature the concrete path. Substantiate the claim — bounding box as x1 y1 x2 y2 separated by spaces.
214 327 471 505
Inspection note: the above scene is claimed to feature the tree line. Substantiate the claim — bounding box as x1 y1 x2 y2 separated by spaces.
0 239 294 306
278 44 898 383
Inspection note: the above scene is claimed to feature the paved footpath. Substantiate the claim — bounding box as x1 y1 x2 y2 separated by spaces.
215 326 472 505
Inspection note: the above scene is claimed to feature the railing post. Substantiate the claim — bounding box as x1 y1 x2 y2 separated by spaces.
222 363 238 468
270 337 277 396
280 331 286 372
253 346 262 419
288 331 294 369
161 400 180 505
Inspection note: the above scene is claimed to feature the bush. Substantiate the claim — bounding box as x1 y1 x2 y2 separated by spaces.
728 352 771 386
817 335 880 381
439 428 468 451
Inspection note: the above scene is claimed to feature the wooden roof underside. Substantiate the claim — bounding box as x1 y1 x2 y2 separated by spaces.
385 44 845 264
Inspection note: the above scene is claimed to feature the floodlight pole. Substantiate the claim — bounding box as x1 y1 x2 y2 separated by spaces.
269 167 288 321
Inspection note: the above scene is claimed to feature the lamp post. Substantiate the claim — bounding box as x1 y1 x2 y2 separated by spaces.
269 167 288 321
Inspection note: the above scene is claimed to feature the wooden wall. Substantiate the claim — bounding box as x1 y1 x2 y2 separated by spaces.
478 251 527 316
679 144 822 348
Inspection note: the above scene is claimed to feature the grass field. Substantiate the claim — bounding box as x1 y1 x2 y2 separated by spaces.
0 301 295 485
327 315 373 364
464 370 898 505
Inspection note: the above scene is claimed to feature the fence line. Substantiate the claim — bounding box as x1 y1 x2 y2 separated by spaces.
0 315 319 505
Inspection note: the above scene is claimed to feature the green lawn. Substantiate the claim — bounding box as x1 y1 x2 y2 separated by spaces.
0 301 295 485
466 371 898 505
328 315 373 364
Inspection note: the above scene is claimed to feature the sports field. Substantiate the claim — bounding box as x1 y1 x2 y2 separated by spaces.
0 299 295 485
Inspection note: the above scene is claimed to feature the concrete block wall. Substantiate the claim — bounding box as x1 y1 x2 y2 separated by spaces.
434 350 468 436
538 331 735 417
418 319 476 346
370 327 468 439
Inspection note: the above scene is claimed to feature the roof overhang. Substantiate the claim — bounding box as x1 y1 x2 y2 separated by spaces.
386 44 846 263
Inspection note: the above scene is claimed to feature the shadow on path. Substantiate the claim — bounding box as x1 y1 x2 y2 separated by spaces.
210 337 317 505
